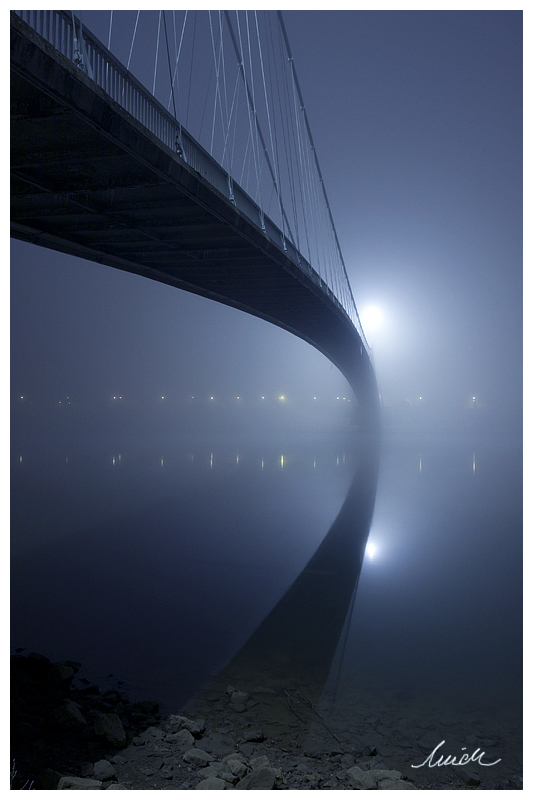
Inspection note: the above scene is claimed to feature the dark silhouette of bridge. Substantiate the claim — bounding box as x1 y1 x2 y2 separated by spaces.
10 11 379 422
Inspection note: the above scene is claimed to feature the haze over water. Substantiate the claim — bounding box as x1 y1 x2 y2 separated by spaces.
10 8 522 790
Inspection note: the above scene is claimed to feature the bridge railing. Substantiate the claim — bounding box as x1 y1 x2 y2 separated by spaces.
13 10 369 351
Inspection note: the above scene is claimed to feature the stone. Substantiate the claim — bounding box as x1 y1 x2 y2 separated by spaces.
373 769 403 781
169 714 206 736
139 726 164 742
37 768 62 789
94 712 126 747
198 764 236 783
183 748 213 768
224 758 248 779
346 766 378 790
378 779 418 789
242 729 265 743
52 700 87 728
229 701 247 713
235 767 277 790
48 662 76 685
57 776 104 789
196 776 232 789
106 784 128 789
231 691 249 704
456 765 481 786
249 756 270 770
93 759 117 781
167 729 195 748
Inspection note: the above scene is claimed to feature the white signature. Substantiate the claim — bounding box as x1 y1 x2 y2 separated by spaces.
412 739 501 768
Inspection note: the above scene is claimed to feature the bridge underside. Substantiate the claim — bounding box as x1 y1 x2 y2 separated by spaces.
11 16 379 416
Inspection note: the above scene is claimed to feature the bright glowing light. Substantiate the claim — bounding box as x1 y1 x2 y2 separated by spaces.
210 396 214 400
279 395 285 401
366 542 376 559
361 306 383 332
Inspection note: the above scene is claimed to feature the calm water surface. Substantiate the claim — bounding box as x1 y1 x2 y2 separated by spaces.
11 406 522 783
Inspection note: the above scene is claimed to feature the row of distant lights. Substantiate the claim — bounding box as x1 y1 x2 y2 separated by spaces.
158 395 349 401
18 395 480 405
18 452 349 470
20 394 350 405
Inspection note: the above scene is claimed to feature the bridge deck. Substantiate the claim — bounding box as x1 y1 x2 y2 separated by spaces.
11 14 378 413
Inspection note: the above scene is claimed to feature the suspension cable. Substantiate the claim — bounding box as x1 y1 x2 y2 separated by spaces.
276 11 364 333
152 11 161 96
224 10 295 245
126 10 140 72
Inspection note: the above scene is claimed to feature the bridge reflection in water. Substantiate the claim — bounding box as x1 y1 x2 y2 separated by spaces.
183 433 380 751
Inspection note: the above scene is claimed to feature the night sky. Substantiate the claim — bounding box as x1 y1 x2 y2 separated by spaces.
11 9 522 418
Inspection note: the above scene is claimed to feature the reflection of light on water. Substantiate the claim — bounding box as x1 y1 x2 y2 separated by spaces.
365 542 377 559
261 458 264 471
473 452 476 475
210 453 213 469
419 454 422 473
280 454 284 470
19 455 23 463
313 457 316 469
160 458 164 467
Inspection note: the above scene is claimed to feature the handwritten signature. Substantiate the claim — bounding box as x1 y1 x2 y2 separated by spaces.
412 739 501 768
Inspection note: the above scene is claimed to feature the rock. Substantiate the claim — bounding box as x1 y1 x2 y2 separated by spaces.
378 779 418 789
198 764 236 783
138 726 164 743
196 776 232 789
230 702 247 713
223 756 248 779
231 691 249 704
106 784 128 789
94 712 126 747
235 767 277 790
166 729 195 748
456 765 482 786
249 756 270 770
373 769 403 781
52 700 87 729
135 699 159 716
242 730 265 743
183 748 213 768
48 662 77 686
169 714 206 736
93 759 117 781
57 775 104 789
346 766 378 790
37 768 63 789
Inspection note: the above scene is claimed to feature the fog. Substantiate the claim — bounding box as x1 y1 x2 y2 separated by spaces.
11 9 522 790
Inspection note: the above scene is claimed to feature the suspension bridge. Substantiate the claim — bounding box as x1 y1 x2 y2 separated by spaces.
10 10 379 421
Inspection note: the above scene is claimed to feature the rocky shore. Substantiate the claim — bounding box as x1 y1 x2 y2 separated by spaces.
11 651 521 790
